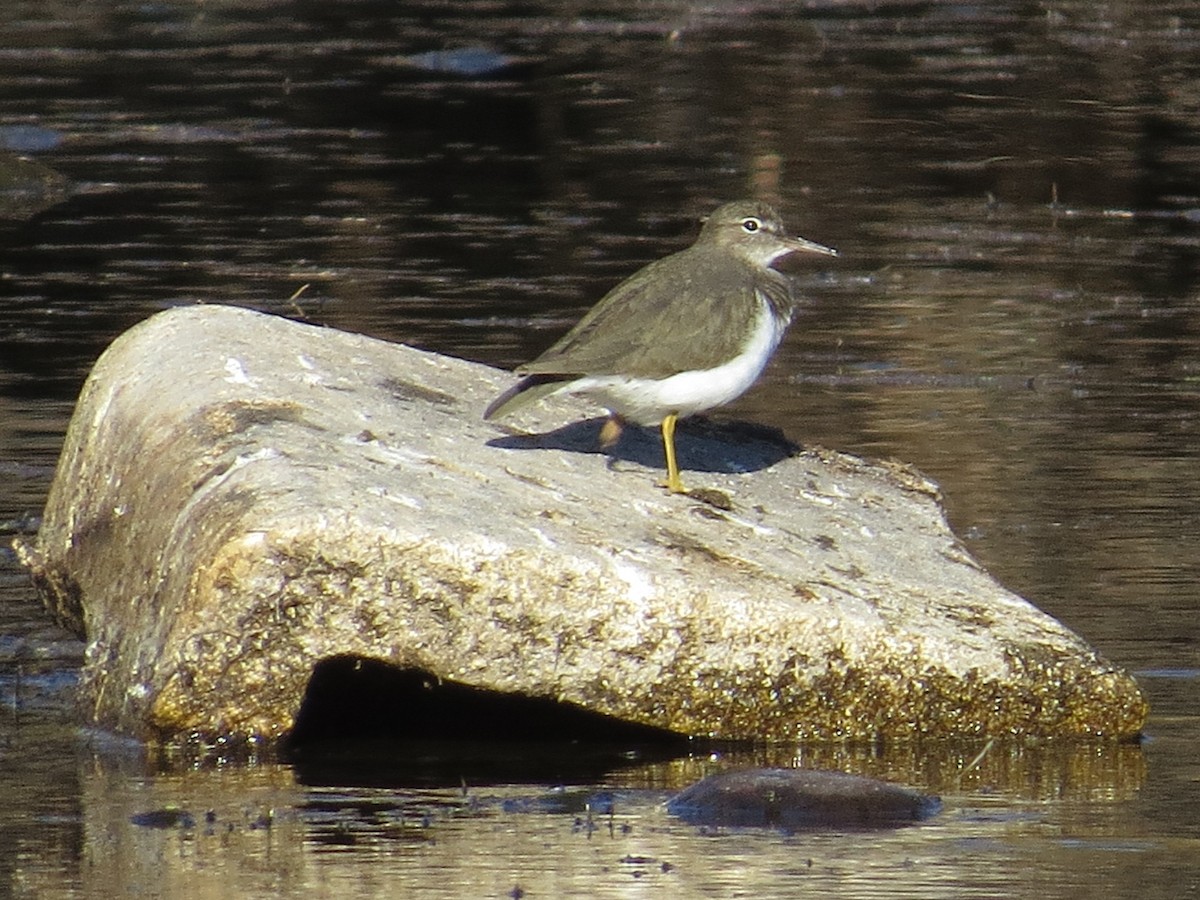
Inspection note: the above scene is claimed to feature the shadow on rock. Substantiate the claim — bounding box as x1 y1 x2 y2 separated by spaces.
486 416 796 476
667 768 942 830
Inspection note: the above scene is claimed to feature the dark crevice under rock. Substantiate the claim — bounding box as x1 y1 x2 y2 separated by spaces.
284 656 695 786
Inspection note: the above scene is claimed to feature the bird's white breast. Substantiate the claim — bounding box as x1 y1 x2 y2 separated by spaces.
563 297 787 426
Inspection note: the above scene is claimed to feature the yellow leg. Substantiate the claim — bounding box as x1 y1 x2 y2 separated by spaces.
661 413 686 493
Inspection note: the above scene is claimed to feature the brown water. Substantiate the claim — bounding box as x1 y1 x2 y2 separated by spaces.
1 0 1199 896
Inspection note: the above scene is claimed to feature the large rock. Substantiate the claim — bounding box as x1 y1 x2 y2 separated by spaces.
16 305 1146 742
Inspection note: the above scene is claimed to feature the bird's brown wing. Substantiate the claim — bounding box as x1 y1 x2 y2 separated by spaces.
518 249 780 379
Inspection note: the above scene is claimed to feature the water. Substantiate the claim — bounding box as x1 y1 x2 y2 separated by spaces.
2 0 1199 896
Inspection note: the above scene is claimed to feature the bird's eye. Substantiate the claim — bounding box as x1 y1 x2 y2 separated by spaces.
741 217 761 233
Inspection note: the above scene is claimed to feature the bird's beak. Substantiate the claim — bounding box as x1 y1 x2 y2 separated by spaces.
766 235 838 267
784 235 838 257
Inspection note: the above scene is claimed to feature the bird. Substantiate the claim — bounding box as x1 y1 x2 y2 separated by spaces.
484 199 837 494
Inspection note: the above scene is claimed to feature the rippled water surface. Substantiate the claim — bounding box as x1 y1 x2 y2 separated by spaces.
2 1 1199 896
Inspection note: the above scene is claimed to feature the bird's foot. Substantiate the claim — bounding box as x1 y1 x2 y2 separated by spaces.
660 474 689 495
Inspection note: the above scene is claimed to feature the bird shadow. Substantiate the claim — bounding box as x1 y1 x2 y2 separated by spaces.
486 415 797 476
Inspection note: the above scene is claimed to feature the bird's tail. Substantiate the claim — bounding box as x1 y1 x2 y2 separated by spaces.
483 374 565 420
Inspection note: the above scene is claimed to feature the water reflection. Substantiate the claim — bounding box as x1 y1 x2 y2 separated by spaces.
0 735 1155 898
2 0 1200 896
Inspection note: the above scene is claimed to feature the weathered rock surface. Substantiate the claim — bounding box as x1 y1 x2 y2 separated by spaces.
17 304 1147 742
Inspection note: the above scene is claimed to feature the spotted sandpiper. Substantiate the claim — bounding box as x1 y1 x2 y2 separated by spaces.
484 199 837 493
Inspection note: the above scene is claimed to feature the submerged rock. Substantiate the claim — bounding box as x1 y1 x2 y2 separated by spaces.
129 808 197 830
667 768 941 829
15 305 1147 743
0 149 68 219
401 47 514 76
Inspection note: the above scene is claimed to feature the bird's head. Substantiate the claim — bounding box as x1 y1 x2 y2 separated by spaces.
699 200 837 268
